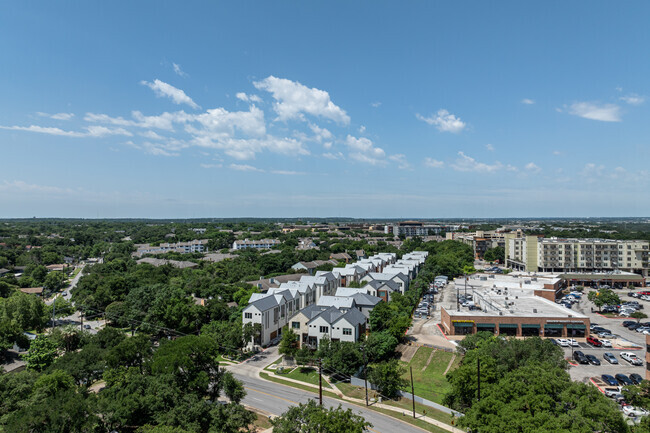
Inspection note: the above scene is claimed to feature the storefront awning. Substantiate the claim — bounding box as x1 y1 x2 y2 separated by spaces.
453 322 473 327
544 324 565 329
521 324 540 328
476 323 495 328
566 324 586 329
498 324 518 328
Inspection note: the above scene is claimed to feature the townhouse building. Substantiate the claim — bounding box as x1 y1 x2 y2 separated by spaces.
232 239 281 250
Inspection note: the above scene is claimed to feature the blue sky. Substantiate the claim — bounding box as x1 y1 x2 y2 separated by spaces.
1 2 649 218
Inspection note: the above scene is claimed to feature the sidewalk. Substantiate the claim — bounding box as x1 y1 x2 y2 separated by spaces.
257 367 464 433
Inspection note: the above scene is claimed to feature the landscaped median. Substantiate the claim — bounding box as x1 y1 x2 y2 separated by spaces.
258 355 464 433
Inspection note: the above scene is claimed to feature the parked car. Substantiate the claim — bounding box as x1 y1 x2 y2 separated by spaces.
630 373 644 385
620 352 643 366
598 331 614 338
629 323 642 330
569 339 579 347
615 374 634 386
573 351 589 364
622 321 636 327
604 387 621 397
587 336 602 347
602 375 619 386
586 354 601 365
604 352 619 364
623 406 650 417
600 339 612 348
556 338 570 347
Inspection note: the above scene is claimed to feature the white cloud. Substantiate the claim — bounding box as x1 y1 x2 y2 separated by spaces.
525 162 542 173
253 76 350 124
141 79 200 109
359 125 366 133
172 63 188 77
345 135 386 165
620 94 645 105
309 123 332 143
139 130 165 140
371 102 381 108
270 170 305 175
230 163 264 172
0 180 77 195
424 158 444 168
0 124 132 138
200 163 222 169
521 99 535 105
451 152 502 173
567 102 621 122
553 150 562 156
322 152 344 160
236 92 262 103
389 154 411 170
416 109 466 133
37 112 75 120
486 143 494 151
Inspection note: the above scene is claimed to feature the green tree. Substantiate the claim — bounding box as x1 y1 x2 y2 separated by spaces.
44 271 66 292
483 246 505 263
587 289 620 312
363 330 398 363
22 335 58 371
367 359 408 399
631 311 648 323
278 326 299 359
271 400 371 433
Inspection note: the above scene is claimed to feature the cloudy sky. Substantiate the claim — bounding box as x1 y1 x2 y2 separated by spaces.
1 2 649 218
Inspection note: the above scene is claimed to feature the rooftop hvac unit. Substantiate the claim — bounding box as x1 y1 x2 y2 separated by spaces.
533 309 537 313
524 280 531 284
505 297 508 300
532 277 537 281
515 296 518 299
499 312 503 315
510 310 515 314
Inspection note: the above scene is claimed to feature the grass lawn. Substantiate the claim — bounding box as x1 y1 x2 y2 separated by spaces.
251 411 273 431
259 372 339 399
276 366 331 388
401 347 460 405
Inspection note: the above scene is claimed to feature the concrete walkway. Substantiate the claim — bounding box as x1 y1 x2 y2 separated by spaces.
257 366 464 433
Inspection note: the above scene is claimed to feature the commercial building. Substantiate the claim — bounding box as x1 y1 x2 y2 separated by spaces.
440 273 588 338
505 235 649 277
133 239 208 257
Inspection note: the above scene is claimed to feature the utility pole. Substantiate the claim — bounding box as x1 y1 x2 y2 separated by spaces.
51 297 56 328
318 358 323 406
477 357 481 401
362 346 369 406
410 366 416 418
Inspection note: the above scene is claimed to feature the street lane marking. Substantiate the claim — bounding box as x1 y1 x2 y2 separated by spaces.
244 386 298 405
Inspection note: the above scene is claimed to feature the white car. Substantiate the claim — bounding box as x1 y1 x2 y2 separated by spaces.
557 339 570 347
600 339 612 347
623 406 650 417
569 339 579 347
620 352 644 366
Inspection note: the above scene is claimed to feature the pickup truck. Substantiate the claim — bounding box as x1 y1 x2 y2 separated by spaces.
604 388 621 398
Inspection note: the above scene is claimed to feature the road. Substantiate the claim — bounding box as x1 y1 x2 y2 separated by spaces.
227 348 430 433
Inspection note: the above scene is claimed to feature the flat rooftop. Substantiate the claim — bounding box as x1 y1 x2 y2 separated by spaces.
446 292 587 319
457 273 561 292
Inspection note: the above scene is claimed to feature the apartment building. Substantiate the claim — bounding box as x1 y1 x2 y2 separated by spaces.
133 239 208 257
446 230 507 259
232 239 281 250
505 234 649 277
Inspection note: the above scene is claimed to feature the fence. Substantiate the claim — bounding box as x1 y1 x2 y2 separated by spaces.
349 376 464 417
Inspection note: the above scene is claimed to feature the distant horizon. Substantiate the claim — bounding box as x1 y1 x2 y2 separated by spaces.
0 216 648 222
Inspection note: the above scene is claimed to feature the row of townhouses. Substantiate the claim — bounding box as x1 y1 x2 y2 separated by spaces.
232 239 281 250
242 251 429 348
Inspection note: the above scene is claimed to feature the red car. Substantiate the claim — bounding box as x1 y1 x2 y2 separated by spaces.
587 336 602 347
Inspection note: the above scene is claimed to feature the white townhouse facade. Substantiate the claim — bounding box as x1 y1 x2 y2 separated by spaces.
233 239 281 250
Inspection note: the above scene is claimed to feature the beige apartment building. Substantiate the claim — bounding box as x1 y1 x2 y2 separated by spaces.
446 230 508 260
505 234 649 277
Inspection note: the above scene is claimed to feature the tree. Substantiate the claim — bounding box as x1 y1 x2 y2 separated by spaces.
483 246 505 263
22 335 58 371
631 311 648 323
367 359 408 399
278 326 299 359
44 271 66 292
271 400 372 433
363 330 398 363
318 339 363 376
587 289 620 312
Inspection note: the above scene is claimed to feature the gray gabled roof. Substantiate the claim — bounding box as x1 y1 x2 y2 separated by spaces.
332 307 367 328
366 272 408 283
308 306 345 326
246 295 278 312
298 304 330 320
317 296 355 309
365 279 400 292
351 293 382 307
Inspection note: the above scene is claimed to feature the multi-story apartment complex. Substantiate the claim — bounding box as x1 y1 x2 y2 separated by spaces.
446 230 509 260
232 239 281 250
505 234 649 276
133 239 208 257
385 221 463 237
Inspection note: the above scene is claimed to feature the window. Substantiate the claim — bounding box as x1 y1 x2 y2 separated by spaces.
244 313 252 319
292 321 300 329
319 326 329 333
343 328 352 335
